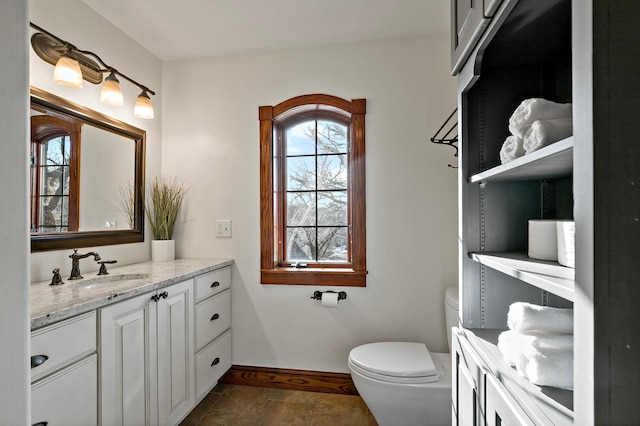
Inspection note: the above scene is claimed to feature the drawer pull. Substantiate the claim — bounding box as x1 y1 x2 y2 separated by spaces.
211 281 220 288
32 422 48 426
30 355 49 369
211 357 220 367
151 291 169 302
210 313 220 321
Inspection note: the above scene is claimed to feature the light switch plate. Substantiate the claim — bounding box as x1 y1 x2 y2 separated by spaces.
216 220 232 238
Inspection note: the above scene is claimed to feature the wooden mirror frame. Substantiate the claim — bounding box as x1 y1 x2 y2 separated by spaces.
30 87 146 252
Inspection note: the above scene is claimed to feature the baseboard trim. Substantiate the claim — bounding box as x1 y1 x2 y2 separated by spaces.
219 365 358 395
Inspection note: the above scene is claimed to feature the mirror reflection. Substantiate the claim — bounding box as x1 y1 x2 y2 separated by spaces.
30 87 145 252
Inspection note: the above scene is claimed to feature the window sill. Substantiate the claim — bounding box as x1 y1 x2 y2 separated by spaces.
261 268 367 287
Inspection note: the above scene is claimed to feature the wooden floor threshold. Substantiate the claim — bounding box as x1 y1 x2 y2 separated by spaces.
219 365 358 396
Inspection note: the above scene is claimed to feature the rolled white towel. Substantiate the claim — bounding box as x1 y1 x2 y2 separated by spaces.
497 330 573 368
508 98 572 139
499 135 525 164
507 302 573 333
521 345 573 390
523 118 573 154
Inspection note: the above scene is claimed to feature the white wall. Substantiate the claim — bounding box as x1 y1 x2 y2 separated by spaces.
29 0 163 282
162 34 458 372
0 1 30 423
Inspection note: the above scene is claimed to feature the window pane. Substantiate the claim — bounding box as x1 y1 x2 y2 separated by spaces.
318 227 348 262
287 156 315 190
286 227 316 261
286 192 316 226
317 154 347 190
318 191 347 226
317 121 347 154
286 121 315 156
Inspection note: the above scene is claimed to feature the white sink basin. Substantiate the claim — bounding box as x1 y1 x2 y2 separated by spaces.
70 273 151 289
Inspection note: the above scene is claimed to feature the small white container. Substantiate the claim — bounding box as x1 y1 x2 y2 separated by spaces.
556 220 575 268
528 220 559 261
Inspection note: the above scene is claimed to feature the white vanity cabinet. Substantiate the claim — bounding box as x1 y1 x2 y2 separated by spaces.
193 266 232 400
100 278 194 426
30 311 98 426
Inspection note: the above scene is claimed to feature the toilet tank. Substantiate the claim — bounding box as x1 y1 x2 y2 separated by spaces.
445 287 459 352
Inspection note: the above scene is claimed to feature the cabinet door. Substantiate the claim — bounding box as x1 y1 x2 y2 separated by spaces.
452 329 487 425
451 0 490 74
486 374 534 426
100 292 158 426
157 279 195 426
31 354 97 426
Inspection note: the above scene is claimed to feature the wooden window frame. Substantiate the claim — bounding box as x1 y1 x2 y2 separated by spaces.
260 94 367 286
30 115 80 233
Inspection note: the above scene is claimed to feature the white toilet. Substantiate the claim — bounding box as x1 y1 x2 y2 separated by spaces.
348 287 459 426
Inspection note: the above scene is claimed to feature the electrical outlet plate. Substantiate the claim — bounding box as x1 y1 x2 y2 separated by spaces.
216 220 232 238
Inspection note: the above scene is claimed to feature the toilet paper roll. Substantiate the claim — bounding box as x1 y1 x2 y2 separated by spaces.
322 292 339 308
528 220 559 261
557 221 575 268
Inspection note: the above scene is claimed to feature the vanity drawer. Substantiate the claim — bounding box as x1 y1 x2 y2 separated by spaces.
31 311 96 381
194 266 231 302
31 354 98 426
195 329 232 399
195 289 231 351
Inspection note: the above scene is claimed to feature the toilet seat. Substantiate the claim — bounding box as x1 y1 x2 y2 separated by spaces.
348 342 441 384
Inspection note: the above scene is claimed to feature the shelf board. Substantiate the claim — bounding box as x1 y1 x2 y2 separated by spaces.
463 328 574 424
470 136 573 183
470 252 575 301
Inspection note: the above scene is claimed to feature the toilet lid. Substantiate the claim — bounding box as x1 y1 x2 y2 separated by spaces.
349 342 440 383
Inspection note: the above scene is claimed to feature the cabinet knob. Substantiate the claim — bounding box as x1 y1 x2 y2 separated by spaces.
32 422 48 426
30 354 49 369
211 281 220 288
210 313 220 321
160 291 168 299
151 294 160 302
211 357 220 367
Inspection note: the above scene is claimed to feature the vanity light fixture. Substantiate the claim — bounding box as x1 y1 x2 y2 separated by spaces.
100 72 124 106
30 22 156 119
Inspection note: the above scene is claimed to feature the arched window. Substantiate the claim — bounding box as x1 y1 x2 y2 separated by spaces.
260 94 367 286
30 115 80 233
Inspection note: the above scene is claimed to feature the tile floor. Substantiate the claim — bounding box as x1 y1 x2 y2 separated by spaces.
180 383 378 426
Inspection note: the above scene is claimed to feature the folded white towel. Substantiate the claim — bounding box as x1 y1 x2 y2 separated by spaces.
499 135 525 164
522 345 573 390
498 330 573 368
508 98 572 139
507 302 573 333
523 118 573 154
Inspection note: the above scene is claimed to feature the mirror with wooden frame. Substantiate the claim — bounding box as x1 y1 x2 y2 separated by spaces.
30 87 145 252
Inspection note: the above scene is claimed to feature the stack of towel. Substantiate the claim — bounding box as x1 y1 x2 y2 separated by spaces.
500 98 573 164
497 302 573 390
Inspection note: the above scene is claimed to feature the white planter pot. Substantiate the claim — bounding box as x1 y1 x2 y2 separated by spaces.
151 239 175 262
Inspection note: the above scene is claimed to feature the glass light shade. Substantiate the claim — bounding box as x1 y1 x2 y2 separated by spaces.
134 91 154 119
100 73 124 106
53 55 83 88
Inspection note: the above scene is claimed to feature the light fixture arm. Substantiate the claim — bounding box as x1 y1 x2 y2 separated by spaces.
29 22 155 96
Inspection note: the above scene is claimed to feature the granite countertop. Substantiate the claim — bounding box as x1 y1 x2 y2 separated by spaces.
31 258 233 330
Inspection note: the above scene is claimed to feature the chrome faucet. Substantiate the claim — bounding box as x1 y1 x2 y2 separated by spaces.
68 249 101 280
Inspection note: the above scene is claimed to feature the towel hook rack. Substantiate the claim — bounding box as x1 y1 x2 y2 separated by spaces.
429 108 458 168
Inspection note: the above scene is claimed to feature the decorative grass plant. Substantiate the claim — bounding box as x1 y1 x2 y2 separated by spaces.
118 180 135 229
145 176 187 240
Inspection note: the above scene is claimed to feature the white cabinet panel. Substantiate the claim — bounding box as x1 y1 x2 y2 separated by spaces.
194 267 231 302
486 374 535 426
195 289 231 351
100 291 158 426
31 354 97 426
195 330 232 399
157 280 195 426
31 311 96 381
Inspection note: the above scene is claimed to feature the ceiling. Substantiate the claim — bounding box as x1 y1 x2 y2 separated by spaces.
81 0 450 61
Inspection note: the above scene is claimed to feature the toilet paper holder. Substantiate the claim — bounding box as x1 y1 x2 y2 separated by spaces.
311 290 347 302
